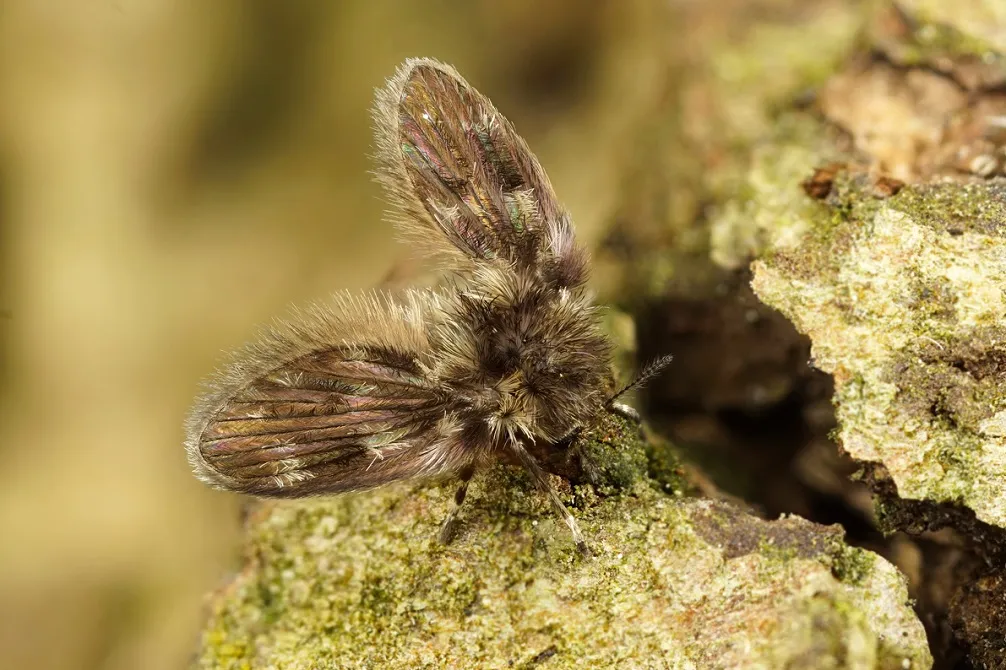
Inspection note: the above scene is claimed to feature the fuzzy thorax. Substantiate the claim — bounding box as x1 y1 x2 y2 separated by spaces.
435 263 611 447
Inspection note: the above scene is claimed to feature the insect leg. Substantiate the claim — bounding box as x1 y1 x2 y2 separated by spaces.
554 425 583 446
550 425 603 486
438 464 476 545
509 438 591 556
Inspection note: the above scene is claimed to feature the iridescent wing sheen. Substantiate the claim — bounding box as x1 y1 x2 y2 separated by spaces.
185 291 464 497
374 58 588 288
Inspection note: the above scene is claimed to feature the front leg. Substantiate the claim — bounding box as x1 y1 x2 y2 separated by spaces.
554 426 603 487
508 437 590 556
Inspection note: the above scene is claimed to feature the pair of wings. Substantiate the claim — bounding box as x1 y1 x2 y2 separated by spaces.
186 59 584 497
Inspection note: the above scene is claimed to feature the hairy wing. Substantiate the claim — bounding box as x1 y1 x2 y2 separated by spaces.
185 291 466 498
374 58 588 288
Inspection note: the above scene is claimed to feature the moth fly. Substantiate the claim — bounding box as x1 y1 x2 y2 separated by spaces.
185 58 671 555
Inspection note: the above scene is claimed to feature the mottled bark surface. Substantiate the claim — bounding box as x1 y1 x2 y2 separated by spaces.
197 416 930 669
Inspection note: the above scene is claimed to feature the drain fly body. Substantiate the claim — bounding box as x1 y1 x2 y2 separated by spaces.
185 58 669 554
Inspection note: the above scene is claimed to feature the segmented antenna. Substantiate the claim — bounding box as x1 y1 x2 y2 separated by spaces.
606 354 674 407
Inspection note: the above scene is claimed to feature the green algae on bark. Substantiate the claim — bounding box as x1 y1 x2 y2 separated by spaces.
195 416 930 670
751 180 1006 530
593 0 866 306
710 114 844 271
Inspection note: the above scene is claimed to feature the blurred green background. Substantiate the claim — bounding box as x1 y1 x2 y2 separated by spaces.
0 2 669 668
